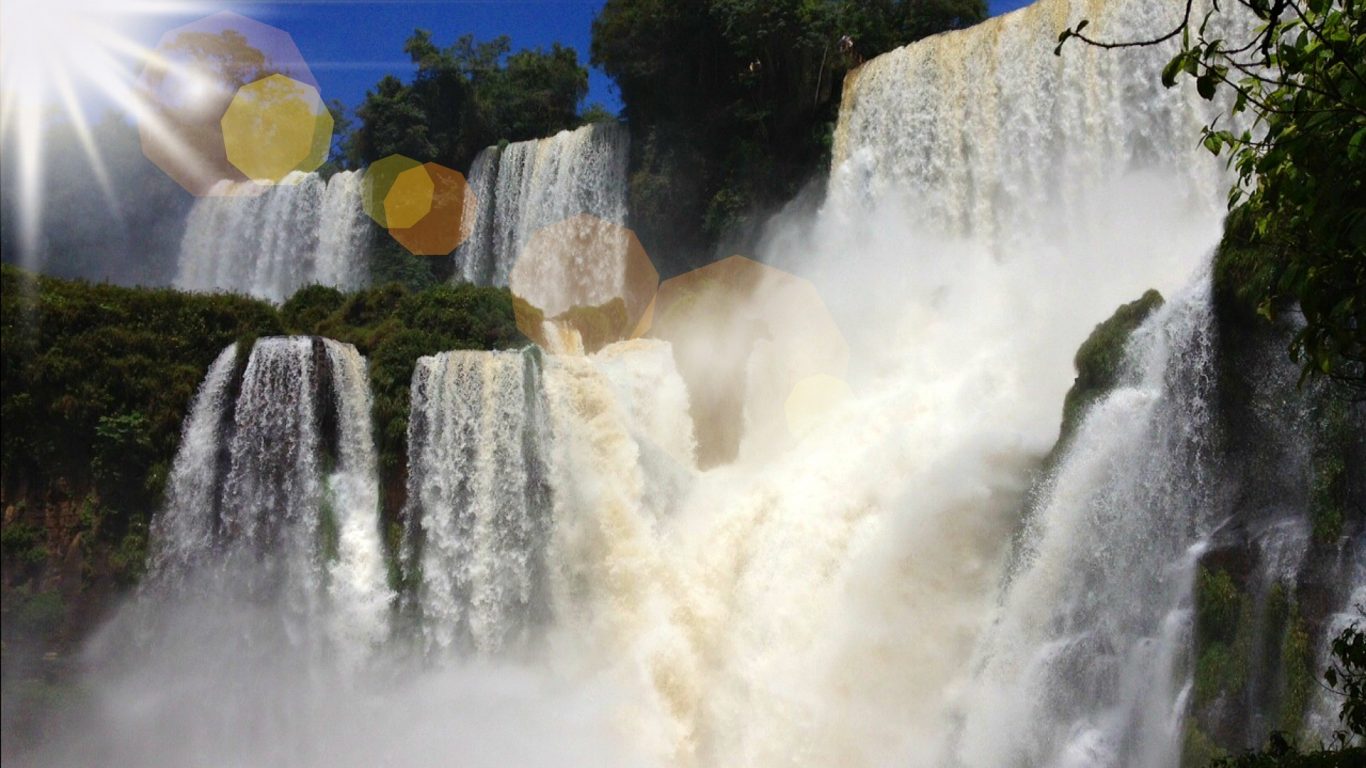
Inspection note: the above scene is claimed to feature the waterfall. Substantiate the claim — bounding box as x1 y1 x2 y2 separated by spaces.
956 275 1218 768
27 1 1363 766
402 348 554 655
148 336 391 650
454 122 629 286
829 0 1237 249
175 171 370 302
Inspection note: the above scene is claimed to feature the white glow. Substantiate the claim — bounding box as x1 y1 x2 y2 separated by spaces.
0 0 205 256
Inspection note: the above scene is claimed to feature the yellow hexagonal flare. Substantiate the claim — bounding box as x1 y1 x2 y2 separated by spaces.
383 166 435 230
221 74 332 183
361 154 422 228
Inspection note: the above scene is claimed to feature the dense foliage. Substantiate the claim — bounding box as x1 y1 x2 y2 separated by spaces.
1 266 282 588
345 32 593 170
589 0 985 269
1061 0 1365 389
281 280 524 480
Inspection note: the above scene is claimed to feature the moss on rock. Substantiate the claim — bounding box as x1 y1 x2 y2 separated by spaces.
1278 607 1315 736
1058 289 1165 442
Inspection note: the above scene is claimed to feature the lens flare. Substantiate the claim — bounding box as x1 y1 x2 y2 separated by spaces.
0 0 206 256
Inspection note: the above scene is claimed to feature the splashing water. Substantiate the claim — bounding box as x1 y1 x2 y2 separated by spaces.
148 336 390 651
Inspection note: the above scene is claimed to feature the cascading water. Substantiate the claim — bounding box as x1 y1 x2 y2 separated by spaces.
828 0 1238 247
24 1 1364 766
956 276 1218 768
402 348 554 655
454 122 629 286
147 336 390 650
175 170 371 302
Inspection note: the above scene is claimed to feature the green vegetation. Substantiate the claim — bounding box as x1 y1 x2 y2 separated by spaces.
0 589 67 640
1188 570 1366 766
1 266 522 647
1326 615 1366 739
286 280 524 477
0 521 47 573
1308 396 1353 543
1197 567 1244 647
1062 1 1365 389
589 0 986 267
1057 289 1164 442
1185 721 1227 767
1280 607 1315 735
1 265 283 595
1192 566 1255 710
1208 610 1366 765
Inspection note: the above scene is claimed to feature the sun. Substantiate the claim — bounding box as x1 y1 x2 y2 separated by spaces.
0 0 206 254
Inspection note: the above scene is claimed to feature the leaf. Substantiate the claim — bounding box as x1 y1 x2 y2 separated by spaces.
1197 73 1217 100
1350 127 1366 160
1162 55 1183 88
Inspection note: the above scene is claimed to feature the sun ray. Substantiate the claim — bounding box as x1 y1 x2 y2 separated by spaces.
49 64 120 211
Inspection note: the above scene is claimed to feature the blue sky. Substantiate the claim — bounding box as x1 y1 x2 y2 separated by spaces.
141 1 1035 117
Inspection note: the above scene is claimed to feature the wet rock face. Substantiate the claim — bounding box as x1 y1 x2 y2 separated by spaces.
1183 293 1366 761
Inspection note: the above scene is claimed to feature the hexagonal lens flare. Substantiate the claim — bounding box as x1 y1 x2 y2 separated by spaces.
509 216 658 354
784 374 853 438
137 12 320 196
384 165 435 230
361 154 423 228
388 163 476 256
221 74 333 183
647 255 848 466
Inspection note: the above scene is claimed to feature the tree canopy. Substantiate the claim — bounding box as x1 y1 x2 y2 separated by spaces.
346 32 591 170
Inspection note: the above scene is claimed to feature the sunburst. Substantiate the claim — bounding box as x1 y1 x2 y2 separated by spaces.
0 0 209 255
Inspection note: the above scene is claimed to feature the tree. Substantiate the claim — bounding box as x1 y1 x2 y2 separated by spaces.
482 44 588 142
1058 1 1365 390
349 74 439 166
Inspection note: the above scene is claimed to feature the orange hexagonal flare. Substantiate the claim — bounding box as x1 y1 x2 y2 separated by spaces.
221 74 332 183
387 163 476 256
137 12 320 196
383 165 435 230
785 374 853 438
648 256 848 467
509 216 658 354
